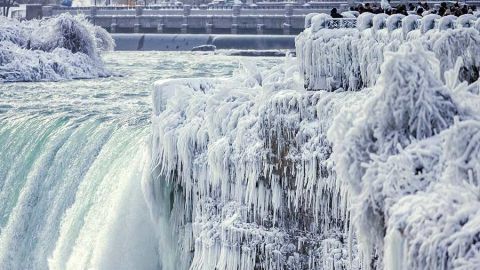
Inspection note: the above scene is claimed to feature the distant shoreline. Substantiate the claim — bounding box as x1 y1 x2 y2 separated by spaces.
112 34 296 51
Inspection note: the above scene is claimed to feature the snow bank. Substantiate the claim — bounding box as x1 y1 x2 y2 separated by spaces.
0 14 114 82
296 13 480 91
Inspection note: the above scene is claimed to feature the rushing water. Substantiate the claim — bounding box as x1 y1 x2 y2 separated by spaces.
0 51 282 270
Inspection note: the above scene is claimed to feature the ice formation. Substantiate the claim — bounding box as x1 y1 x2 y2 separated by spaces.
147 13 480 270
0 14 114 82
296 13 480 91
147 58 363 269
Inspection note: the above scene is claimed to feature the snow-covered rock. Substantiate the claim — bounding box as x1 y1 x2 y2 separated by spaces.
0 14 114 82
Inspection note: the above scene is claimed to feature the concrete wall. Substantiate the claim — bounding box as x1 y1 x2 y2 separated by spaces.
112 33 296 50
98 15 304 34
26 5 44 20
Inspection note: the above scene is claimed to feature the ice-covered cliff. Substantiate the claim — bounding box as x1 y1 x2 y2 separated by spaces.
147 58 363 270
0 14 114 82
147 13 480 270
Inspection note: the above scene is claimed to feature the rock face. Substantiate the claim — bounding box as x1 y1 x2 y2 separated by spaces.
0 14 114 82
147 14 480 270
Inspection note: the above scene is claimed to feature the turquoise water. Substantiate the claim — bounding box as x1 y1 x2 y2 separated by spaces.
0 52 282 270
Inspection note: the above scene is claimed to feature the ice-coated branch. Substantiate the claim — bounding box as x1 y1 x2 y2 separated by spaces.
297 13 480 91
329 36 480 270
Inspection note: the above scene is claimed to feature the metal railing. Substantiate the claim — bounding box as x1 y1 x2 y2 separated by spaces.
325 18 357 28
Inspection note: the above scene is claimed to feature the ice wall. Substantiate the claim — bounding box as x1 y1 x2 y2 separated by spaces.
0 14 114 82
148 13 480 270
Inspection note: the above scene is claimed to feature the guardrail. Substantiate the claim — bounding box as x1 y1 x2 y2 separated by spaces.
325 18 357 28
319 14 480 30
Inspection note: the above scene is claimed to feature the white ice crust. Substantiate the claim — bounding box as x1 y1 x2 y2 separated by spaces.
147 14 480 270
0 14 114 82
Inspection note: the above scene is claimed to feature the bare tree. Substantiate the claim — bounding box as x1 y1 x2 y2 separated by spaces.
1 0 15 17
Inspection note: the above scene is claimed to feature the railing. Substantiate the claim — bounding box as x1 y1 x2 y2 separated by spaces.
316 14 479 32
326 18 357 28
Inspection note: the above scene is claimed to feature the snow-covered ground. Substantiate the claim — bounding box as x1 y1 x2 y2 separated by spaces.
0 14 114 82
148 13 480 270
